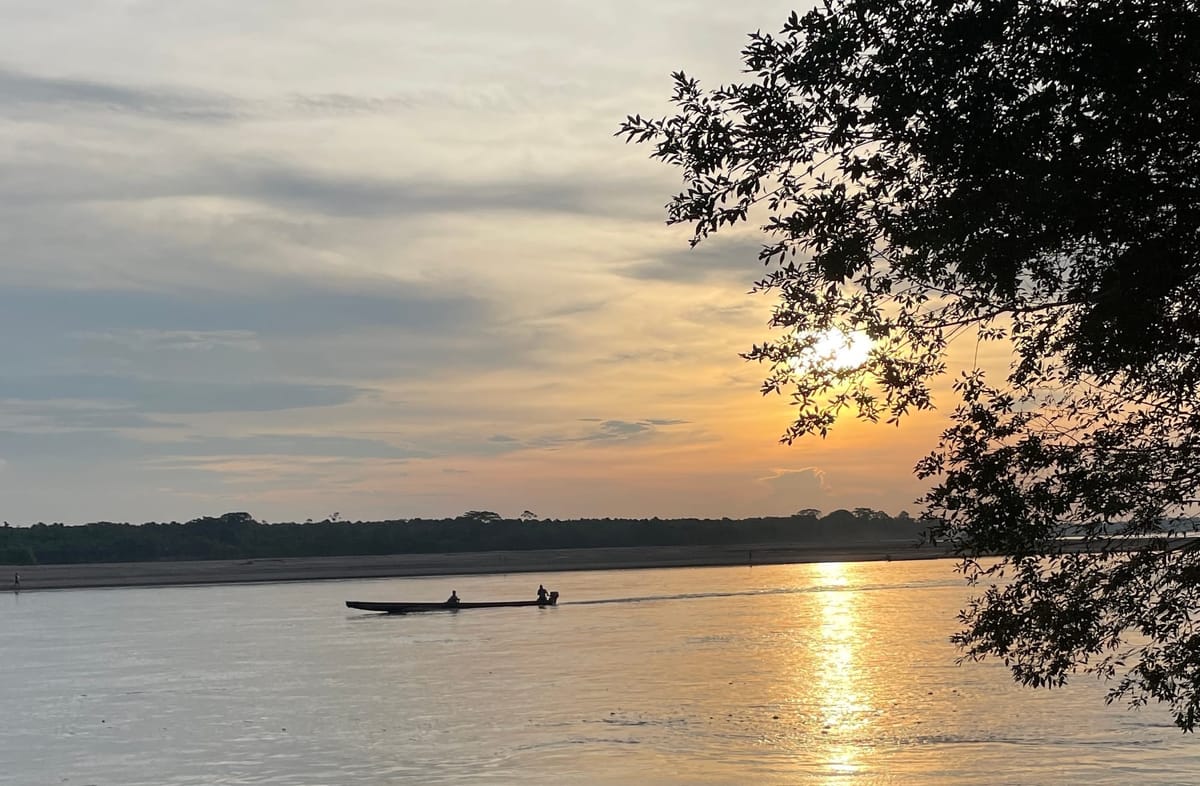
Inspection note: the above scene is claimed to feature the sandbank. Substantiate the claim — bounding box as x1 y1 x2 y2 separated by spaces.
2 541 950 592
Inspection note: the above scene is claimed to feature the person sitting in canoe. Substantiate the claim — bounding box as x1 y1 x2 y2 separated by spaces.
446 590 460 605
537 585 548 603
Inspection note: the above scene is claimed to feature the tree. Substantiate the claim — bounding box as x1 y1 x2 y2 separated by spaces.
853 507 889 520
621 0 1200 728
459 510 502 524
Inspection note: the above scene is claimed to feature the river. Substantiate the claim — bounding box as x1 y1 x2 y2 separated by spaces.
2 559 1196 785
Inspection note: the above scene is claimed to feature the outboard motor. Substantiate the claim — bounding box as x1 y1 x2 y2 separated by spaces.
548 591 559 606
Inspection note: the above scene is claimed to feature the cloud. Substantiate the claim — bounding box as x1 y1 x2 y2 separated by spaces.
0 282 488 339
285 86 536 116
622 235 765 283
0 66 503 124
1 402 183 431
205 161 663 221
559 418 688 444
162 434 426 460
0 1 935 524
591 420 651 437
758 467 833 513
438 418 691 455
0 151 663 224
0 65 554 125
75 329 261 353
0 428 422 464
0 273 580 400
0 428 149 463
0 65 238 121
0 375 363 414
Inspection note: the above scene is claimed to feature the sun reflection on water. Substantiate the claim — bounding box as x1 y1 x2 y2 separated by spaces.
813 562 872 781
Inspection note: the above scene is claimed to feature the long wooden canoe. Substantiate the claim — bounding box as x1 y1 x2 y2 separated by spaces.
347 592 558 614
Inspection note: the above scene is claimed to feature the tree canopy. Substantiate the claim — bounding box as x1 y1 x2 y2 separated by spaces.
621 0 1200 728
0 510 922 565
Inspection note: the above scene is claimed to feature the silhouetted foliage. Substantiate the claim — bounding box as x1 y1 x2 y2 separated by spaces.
459 510 502 524
0 509 923 566
621 0 1200 729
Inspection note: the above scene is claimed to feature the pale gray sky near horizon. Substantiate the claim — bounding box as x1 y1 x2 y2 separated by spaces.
0 0 944 524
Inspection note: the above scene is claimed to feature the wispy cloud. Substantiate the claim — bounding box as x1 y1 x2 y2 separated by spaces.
0 429 423 466
536 418 689 446
0 66 532 123
0 402 184 431
622 235 766 283
74 329 262 353
0 375 363 414
0 65 239 121
163 433 427 460
217 163 661 220
0 284 490 339
0 155 663 224
0 0 930 523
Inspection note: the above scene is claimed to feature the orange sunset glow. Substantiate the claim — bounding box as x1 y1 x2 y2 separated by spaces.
0 0 965 525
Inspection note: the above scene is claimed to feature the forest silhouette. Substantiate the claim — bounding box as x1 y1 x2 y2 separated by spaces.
0 509 923 565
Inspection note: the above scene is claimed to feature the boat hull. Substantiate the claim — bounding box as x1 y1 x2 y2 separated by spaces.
346 595 558 614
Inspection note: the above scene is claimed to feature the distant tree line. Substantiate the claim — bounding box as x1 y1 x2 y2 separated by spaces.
0 509 924 565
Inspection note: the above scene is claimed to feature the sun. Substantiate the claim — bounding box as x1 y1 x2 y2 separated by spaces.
788 328 873 373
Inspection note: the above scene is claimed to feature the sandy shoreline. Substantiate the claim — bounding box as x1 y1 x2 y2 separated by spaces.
1 541 950 592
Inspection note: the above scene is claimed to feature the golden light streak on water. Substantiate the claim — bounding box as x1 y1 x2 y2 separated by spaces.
813 562 872 781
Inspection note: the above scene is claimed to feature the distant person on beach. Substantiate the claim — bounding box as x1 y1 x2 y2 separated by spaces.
537 584 548 603
13 572 19 590
446 590 460 605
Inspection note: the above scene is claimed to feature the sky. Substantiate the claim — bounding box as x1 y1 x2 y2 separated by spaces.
0 0 957 524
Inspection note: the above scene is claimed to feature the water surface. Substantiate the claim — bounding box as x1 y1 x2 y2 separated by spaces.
3 560 1195 785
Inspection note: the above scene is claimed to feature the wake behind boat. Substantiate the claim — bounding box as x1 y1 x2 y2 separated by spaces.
347 590 559 614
